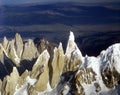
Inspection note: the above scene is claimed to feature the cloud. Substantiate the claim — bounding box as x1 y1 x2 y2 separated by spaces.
0 23 119 33
1 0 120 5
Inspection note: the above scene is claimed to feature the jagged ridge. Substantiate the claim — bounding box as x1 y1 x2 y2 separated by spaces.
0 32 120 95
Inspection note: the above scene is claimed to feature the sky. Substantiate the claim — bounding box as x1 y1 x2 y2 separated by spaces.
1 0 120 5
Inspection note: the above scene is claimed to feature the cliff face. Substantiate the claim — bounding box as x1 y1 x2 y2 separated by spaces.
0 32 120 95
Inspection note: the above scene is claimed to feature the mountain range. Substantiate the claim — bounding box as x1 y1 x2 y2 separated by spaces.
0 32 120 95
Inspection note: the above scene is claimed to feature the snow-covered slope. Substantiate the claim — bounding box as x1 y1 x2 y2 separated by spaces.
0 31 120 95
76 43 120 95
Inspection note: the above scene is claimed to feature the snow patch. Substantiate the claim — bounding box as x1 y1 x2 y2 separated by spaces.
62 85 70 95
14 76 36 95
69 31 75 41
65 31 76 57
14 84 28 95
82 82 97 95
26 76 37 85
85 56 100 76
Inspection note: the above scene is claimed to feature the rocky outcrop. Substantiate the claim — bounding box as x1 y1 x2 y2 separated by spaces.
75 68 97 95
75 68 96 85
1 67 19 95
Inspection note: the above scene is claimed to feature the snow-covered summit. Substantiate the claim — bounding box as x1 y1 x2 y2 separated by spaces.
100 43 120 73
65 31 76 56
64 31 83 71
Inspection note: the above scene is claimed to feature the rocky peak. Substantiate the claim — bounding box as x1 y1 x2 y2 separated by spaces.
50 43 65 88
0 32 120 95
31 49 50 79
0 44 5 63
21 39 39 60
64 31 83 71
2 36 8 50
37 39 47 53
65 31 76 57
14 33 23 59
7 39 20 66
0 33 40 78
30 50 50 92
1 34 23 66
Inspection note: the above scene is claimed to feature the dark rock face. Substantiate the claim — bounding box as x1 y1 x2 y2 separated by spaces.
74 68 97 95
36 38 57 56
101 67 120 88
0 32 120 95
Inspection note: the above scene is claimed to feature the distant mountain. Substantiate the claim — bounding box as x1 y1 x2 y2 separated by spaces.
0 32 120 95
